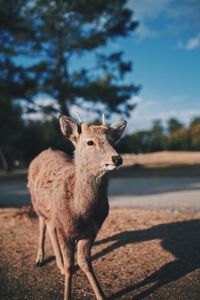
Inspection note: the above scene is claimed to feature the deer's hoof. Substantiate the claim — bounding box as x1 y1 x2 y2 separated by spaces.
59 266 65 275
36 260 44 267
60 269 65 275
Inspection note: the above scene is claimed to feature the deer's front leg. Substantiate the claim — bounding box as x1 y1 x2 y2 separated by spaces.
57 230 75 300
77 239 105 300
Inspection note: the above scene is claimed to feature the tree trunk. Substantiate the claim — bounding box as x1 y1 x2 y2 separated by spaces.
0 147 9 171
60 101 70 116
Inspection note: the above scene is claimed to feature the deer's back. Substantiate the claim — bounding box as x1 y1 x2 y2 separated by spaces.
28 148 74 219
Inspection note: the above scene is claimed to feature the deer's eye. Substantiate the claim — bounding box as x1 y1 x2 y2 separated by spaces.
87 140 94 146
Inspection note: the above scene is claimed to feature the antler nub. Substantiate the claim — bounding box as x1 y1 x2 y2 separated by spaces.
76 111 83 124
102 113 106 125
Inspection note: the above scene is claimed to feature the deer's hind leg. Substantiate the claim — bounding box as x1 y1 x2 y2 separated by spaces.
36 216 46 266
77 239 105 300
47 223 64 274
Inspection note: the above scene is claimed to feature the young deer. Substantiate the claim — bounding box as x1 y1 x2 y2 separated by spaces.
28 114 127 300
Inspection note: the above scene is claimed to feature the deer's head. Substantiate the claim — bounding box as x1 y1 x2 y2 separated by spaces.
59 114 127 175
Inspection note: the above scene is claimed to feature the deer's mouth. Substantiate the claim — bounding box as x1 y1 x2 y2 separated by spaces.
105 164 117 171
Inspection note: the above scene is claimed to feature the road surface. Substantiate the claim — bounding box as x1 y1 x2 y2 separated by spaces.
0 175 200 212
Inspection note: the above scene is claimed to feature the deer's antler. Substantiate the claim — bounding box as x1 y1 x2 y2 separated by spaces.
76 112 83 124
102 113 106 125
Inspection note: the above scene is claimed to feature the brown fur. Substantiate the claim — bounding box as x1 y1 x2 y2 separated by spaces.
28 116 126 300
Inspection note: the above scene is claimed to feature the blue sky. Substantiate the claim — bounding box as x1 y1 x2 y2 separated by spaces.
119 0 200 131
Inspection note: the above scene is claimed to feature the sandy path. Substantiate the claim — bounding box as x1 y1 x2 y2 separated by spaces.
1 207 200 300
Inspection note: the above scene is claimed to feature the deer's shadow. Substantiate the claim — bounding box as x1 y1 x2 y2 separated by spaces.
93 219 200 299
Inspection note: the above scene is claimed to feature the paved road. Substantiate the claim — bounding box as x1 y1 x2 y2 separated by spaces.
109 177 200 212
0 176 200 212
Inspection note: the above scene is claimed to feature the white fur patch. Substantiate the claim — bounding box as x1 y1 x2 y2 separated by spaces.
105 164 117 171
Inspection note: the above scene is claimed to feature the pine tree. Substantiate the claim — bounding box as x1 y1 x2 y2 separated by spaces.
25 0 139 116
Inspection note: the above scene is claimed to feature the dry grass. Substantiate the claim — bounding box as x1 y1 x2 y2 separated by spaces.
122 151 200 167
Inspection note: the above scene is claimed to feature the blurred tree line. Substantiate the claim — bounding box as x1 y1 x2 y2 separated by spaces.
117 117 200 154
1 113 200 170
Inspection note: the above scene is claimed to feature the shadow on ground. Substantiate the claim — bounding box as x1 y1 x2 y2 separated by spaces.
92 218 200 299
38 218 200 298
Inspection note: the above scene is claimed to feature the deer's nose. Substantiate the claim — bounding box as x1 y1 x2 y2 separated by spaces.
112 155 123 166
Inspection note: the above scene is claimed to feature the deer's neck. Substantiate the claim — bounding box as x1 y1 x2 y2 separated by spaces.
73 165 108 216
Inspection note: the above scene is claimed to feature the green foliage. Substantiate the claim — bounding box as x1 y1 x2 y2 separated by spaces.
20 119 74 166
166 118 200 151
116 130 149 153
0 0 34 54
167 118 183 134
0 99 24 169
190 117 200 128
167 128 191 150
1 0 139 116
190 120 200 150
146 120 166 152
1 112 200 170
118 117 200 154
0 0 139 169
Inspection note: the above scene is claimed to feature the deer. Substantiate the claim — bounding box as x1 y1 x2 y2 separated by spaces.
27 113 127 300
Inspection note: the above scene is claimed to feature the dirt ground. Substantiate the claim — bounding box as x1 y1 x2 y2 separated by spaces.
1 206 200 300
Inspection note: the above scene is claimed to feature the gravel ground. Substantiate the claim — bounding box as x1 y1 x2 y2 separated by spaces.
1 207 200 300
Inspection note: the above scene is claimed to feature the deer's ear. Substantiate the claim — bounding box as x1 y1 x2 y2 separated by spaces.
108 120 127 144
59 115 80 145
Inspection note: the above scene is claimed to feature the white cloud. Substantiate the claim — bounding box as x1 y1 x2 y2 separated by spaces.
125 96 160 131
23 95 200 133
136 24 158 40
129 0 200 41
155 109 200 124
178 34 200 50
23 96 60 121
126 96 200 132
130 0 172 20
